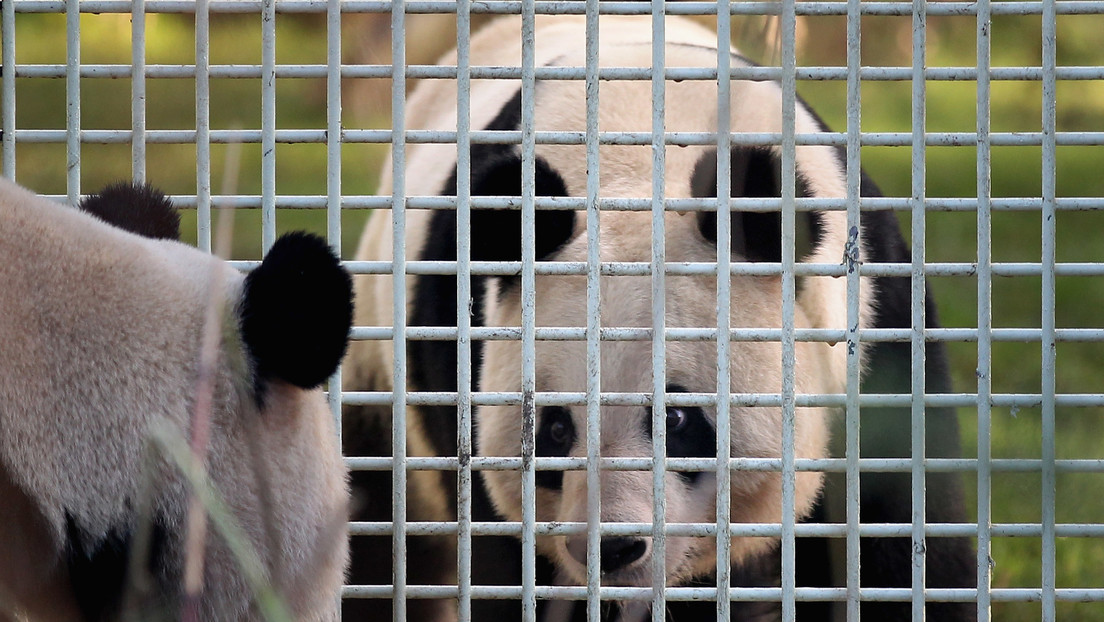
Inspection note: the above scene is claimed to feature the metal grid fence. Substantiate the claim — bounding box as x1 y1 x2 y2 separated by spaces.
3 2 1104 621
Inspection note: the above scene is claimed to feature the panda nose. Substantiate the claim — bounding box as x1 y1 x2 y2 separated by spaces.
600 538 647 573
566 537 649 574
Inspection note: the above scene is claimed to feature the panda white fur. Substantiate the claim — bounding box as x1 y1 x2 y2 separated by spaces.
0 178 351 621
345 15 974 621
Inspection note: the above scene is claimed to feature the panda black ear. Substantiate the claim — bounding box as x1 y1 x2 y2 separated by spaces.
442 144 576 264
439 87 577 265
239 232 354 397
79 182 181 240
691 147 822 262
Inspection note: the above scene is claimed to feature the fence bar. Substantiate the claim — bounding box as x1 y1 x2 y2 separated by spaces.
346 456 1104 477
348 324 1104 345
345 519 1104 539
13 62 1104 83
909 0 928 618
1040 0 1058 616
65 0 79 204
324 5 343 613
453 0 474 618
714 4 733 620
389 0 409 618
844 0 863 614
1 0 14 178
975 0 995 618
583 2 602 622
340 389 1104 410
780 0 799 617
195 0 212 251
260 0 276 251
130 0 146 181
11 0 1104 17
342 584 1104 602
10 126 1104 149
519 2 538 620
25 190 1104 214
649 4 668 621
325 0 343 437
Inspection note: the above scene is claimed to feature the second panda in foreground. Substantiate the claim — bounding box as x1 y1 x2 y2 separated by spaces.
346 14 974 622
0 179 351 621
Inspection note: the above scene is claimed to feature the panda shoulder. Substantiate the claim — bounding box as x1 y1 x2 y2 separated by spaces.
79 182 181 241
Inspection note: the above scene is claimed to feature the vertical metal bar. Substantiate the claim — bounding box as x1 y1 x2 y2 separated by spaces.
1 0 15 179
1039 0 1058 617
779 0 798 618
325 0 343 452
455 0 474 618
844 0 863 615
131 0 146 182
583 3 603 622
910 1 928 620
195 0 212 252
714 4 733 621
65 0 80 204
390 0 408 618
325 0 342 259
260 0 276 252
519 2 538 620
649 4 668 621
975 0 994 618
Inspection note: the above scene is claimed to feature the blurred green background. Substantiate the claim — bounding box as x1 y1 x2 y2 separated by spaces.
4 8 1103 620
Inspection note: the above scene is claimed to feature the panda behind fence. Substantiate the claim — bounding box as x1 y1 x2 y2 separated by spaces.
344 14 976 622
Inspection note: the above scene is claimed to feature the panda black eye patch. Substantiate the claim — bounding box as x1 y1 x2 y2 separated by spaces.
644 385 716 484
535 406 576 490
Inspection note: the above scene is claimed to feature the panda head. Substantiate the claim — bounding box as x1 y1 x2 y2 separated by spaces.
80 182 355 406
470 16 875 588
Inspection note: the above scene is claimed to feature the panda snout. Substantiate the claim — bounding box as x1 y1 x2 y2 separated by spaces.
566 536 649 574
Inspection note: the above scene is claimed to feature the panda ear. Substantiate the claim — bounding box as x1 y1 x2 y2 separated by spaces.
442 144 576 264
79 182 181 240
239 232 354 397
691 147 822 262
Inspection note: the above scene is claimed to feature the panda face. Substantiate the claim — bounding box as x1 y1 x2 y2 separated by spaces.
478 210 835 586
464 15 874 587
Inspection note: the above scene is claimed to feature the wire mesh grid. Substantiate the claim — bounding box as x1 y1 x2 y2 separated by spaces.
2 2 1104 621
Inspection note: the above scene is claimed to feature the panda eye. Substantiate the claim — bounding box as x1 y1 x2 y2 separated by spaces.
549 420 571 445
537 406 575 455
666 407 690 434
536 406 575 491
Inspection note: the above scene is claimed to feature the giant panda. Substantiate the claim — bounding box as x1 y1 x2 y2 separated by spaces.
0 178 352 621
344 14 974 622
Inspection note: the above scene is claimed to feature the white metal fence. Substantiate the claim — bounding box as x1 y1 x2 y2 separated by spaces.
3 2 1104 621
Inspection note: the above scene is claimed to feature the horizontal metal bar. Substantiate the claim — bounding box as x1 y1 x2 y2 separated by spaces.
12 0 1104 17
35 194 1104 213
13 63 1104 82
343 259 1104 278
347 520 1104 539
344 456 1104 475
341 584 1104 603
341 391 1104 408
11 128 1104 147
349 325 1104 344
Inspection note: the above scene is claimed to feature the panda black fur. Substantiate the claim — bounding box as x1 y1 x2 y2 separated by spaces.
0 178 352 621
345 15 974 621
